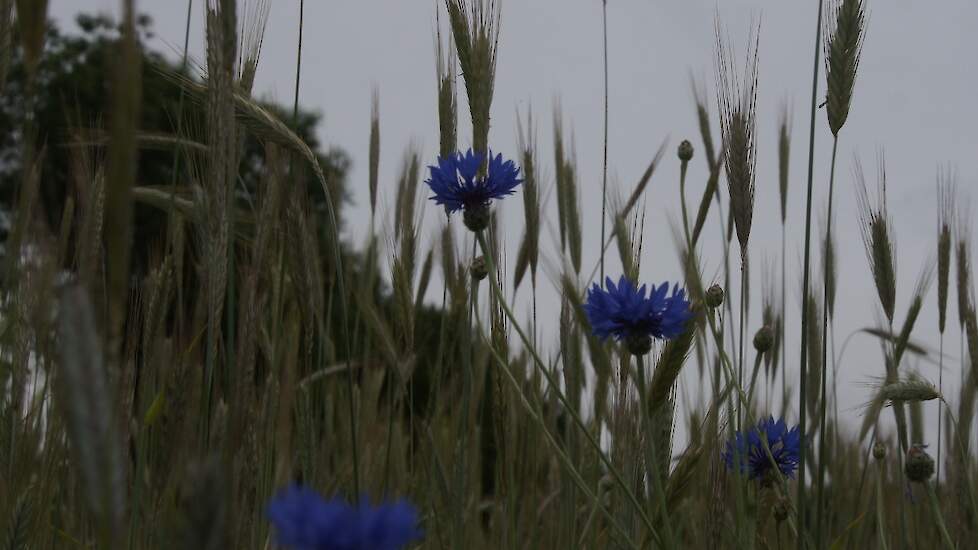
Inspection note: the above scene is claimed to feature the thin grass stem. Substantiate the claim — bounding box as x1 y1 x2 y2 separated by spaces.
925 481 955 550
815 134 839 548
798 1 826 544
600 0 609 283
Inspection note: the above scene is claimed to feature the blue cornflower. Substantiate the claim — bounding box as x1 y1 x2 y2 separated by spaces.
425 149 523 231
582 275 693 355
722 416 802 481
266 486 422 550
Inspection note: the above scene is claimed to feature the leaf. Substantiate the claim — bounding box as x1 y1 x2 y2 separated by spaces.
828 511 867 550
143 390 166 428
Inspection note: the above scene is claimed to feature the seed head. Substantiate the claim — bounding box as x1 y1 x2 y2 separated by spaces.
823 0 867 136
706 284 725 308
678 140 694 163
937 169 955 334
773 497 791 523
905 444 934 483
470 256 488 281
753 325 774 353
855 156 897 323
872 441 887 461
715 18 760 257
777 99 792 224
880 379 941 404
625 333 653 357
463 203 491 232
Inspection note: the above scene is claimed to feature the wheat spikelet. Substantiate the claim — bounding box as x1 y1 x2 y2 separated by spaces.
391 147 421 350
57 286 126 544
553 105 569 252
237 0 270 93
622 140 668 219
561 134 582 275
690 147 726 247
436 17 458 158
3 486 32 550
255 143 286 266
823 0 867 136
821 206 838 318
855 155 897 323
714 17 760 259
777 98 792 224
663 442 703 514
416 247 434 308
955 198 973 331
880 378 941 404
514 106 540 290
369 89 381 218
613 207 637 282
203 1 239 377
649 316 698 407
690 76 718 170
688 75 726 246
937 167 955 334
101 1 142 371
394 145 421 243
893 264 934 368
445 0 499 156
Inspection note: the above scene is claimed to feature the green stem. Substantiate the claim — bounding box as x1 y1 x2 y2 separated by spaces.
798 0 826 544
453 244 477 549
635 354 676 549
600 0 609 283
875 460 890 550
739 258 747 424
940 401 978 524
925 482 955 550
680 159 692 251
815 134 839 549
474 231 663 547
482 334 641 550
746 352 765 412
781 220 787 412
937 332 944 485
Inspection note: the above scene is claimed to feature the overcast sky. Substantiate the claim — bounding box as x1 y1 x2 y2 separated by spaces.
49 1 978 452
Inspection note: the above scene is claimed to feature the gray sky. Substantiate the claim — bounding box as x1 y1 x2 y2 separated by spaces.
50 1 978 452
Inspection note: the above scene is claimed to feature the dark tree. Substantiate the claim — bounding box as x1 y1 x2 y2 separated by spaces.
0 13 351 275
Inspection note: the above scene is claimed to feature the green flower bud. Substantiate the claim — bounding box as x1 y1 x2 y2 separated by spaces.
872 442 887 461
753 325 774 353
470 256 489 282
706 284 724 308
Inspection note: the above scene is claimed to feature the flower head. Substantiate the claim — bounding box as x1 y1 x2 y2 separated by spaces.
425 149 522 230
267 486 422 550
723 416 802 481
905 444 935 483
583 276 693 352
